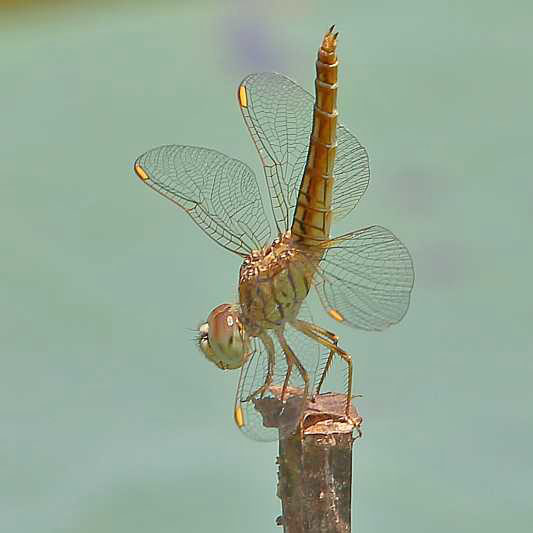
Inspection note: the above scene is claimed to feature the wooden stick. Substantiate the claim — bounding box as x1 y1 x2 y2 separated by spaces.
257 392 362 532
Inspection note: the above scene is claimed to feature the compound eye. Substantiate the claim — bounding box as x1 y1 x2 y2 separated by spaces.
206 304 247 370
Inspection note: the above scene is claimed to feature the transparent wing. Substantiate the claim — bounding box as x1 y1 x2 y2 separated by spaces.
134 145 271 256
238 72 369 231
315 226 414 331
234 304 325 442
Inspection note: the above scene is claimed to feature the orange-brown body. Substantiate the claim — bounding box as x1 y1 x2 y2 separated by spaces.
291 29 338 245
134 26 411 440
238 232 320 333
239 30 338 332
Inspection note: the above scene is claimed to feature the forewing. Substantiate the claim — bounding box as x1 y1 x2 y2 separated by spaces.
315 226 414 331
134 145 271 256
234 306 324 442
238 72 370 230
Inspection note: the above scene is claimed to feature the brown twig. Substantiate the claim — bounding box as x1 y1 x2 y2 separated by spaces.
255 391 362 532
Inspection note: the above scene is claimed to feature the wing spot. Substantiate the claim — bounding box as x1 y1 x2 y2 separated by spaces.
134 162 150 182
328 308 344 322
238 85 248 108
234 405 245 428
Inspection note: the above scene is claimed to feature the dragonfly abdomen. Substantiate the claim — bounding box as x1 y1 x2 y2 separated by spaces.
292 27 338 246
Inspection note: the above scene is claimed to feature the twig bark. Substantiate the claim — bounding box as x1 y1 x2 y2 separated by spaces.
274 393 362 532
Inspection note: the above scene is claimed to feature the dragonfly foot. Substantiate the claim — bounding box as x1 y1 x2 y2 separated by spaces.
244 384 270 402
342 412 363 439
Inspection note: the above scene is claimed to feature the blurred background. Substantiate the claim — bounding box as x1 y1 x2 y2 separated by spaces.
1 1 532 532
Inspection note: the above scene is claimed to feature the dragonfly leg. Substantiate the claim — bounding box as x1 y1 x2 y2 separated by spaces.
280 359 293 403
243 332 276 401
291 319 361 435
316 349 335 397
298 321 339 397
276 329 309 404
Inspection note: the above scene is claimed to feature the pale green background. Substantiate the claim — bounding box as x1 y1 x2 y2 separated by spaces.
1 1 532 532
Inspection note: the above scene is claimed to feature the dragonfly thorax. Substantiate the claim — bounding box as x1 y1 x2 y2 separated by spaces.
239 231 295 285
238 232 319 334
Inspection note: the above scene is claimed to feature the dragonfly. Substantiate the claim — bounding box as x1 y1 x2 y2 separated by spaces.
134 27 414 441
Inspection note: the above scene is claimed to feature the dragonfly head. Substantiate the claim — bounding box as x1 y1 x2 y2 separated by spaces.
197 304 247 370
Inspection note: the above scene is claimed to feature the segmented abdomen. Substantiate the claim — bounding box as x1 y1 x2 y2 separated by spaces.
291 28 338 246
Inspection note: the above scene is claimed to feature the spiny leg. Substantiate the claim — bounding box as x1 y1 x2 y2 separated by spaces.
291 319 360 433
315 350 334 397
244 332 276 402
280 359 293 403
275 329 310 404
299 320 340 397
